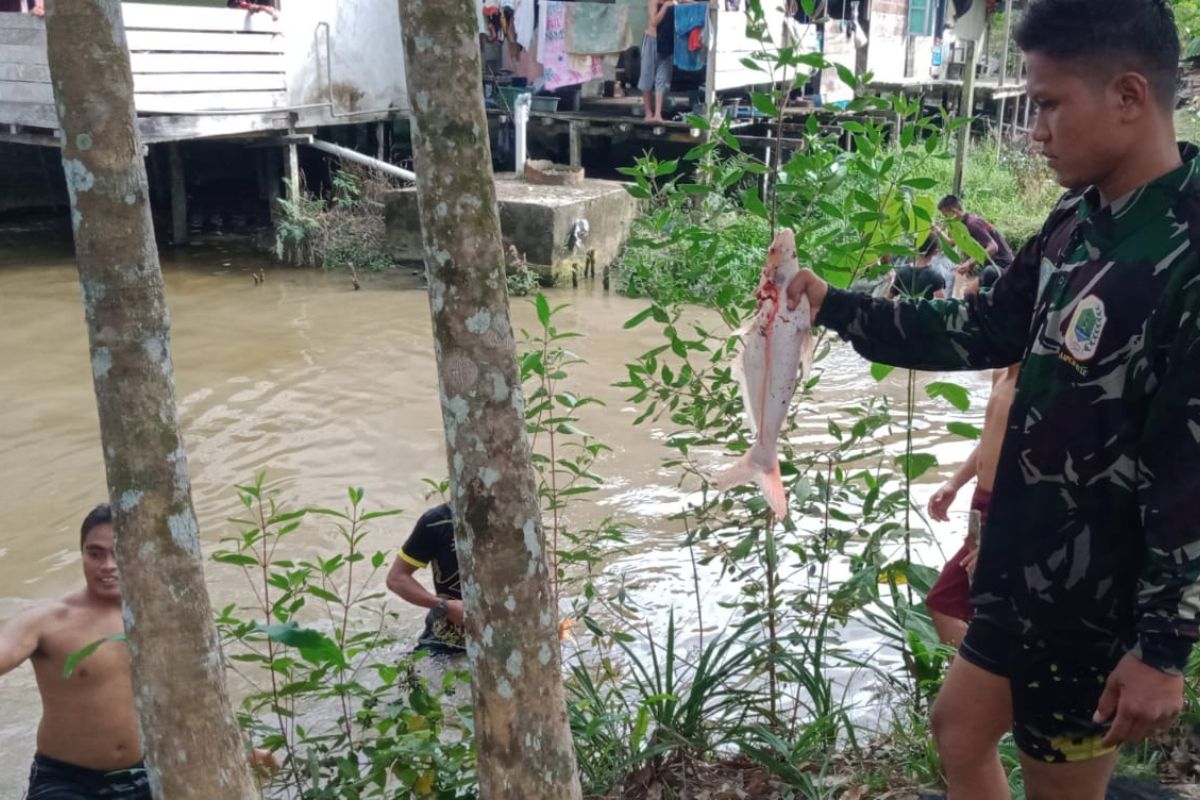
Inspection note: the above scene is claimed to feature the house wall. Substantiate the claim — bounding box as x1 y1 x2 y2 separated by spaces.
712 2 807 92
866 0 936 83
284 0 409 122
820 25 857 104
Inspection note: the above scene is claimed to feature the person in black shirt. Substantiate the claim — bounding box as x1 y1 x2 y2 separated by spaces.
385 504 465 654
890 264 947 300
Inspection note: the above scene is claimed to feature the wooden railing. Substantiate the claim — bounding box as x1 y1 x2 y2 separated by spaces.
0 3 288 130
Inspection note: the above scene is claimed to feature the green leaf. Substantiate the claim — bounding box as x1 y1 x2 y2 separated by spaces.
751 92 779 118
535 293 551 328
258 622 346 668
213 552 259 567
895 452 938 481
835 63 857 89
926 381 971 412
359 509 403 522
654 159 679 177
741 187 769 219
947 218 990 266
870 362 895 381
900 177 937 190
64 633 126 678
947 421 982 440
307 586 343 604
624 306 657 329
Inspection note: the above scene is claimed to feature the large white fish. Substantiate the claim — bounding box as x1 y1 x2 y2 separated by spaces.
713 228 815 518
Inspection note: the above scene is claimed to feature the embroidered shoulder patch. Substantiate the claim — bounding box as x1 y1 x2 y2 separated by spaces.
1065 295 1107 361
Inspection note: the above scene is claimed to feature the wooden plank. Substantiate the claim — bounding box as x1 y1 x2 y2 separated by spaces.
134 90 288 113
130 52 283 74
121 3 281 34
133 72 285 93
0 62 50 82
137 111 290 143
1 45 48 66
0 14 44 32
0 130 61 147
125 30 284 54
0 100 58 128
0 80 52 104
0 27 45 47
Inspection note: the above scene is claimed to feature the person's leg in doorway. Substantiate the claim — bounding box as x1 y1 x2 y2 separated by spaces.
653 55 672 122
638 35 659 122
931 648 1013 799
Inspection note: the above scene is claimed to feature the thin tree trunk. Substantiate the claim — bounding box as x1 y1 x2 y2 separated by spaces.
44 2 257 797
397 1 583 797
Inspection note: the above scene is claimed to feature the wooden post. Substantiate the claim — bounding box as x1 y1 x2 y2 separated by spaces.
995 96 1006 156
265 147 281 221
994 0 1014 157
568 120 582 168
376 121 386 161
953 39 978 196
168 142 187 246
703 0 718 119
43 1 258 797
285 139 300 205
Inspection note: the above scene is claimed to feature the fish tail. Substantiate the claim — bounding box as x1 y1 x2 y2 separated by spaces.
713 443 788 519
758 463 788 520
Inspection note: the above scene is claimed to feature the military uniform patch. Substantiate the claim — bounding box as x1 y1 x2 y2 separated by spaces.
1065 295 1106 361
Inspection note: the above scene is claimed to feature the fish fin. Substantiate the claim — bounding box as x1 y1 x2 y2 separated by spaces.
712 451 789 519
712 452 759 494
758 464 788 520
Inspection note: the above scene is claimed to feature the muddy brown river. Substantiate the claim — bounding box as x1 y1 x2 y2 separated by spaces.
0 230 990 793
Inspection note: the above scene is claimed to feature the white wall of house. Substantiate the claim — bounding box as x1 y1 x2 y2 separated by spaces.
712 2 808 92
283 0 409 119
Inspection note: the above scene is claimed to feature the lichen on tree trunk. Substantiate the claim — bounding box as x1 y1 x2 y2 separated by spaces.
44 2 257 797
397 0 583 796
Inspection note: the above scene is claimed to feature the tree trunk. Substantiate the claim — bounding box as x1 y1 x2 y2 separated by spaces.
397 1 584 797
44 3 258 798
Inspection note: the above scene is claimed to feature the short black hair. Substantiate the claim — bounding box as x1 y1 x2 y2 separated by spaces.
81 503 112 547
938 195 963 212
919 233 940 257
1015 0 1180 109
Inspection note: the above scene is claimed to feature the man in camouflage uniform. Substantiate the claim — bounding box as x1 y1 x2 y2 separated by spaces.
786 1 1196 797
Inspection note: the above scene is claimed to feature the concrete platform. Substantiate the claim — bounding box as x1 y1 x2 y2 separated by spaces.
384 172 640 282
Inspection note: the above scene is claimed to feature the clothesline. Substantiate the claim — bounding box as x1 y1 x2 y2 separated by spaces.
482 0 711 91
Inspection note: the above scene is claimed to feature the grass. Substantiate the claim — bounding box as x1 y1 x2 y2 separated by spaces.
924 139 1061 251
1177 106 1200 146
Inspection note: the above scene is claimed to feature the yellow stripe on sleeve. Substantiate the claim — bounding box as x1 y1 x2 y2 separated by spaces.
399 550 428 569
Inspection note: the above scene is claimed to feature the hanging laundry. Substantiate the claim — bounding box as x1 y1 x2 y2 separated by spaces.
673 1 706 71
513 0 536 49
566 2 631 55
541 0 606 89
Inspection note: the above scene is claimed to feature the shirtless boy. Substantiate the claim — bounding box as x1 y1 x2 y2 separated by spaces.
0 504 148 798
925 364 1020 646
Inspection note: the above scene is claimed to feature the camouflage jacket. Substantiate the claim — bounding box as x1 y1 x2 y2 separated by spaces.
817 148 1200 674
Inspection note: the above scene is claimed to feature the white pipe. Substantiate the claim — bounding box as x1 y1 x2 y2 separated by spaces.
307 138 416 181
513 93 531 176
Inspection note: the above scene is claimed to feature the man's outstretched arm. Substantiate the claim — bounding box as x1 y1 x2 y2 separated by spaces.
787 238 1038 372
0 606 42 677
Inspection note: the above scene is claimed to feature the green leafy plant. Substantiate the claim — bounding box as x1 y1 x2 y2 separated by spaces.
213 475 475 798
